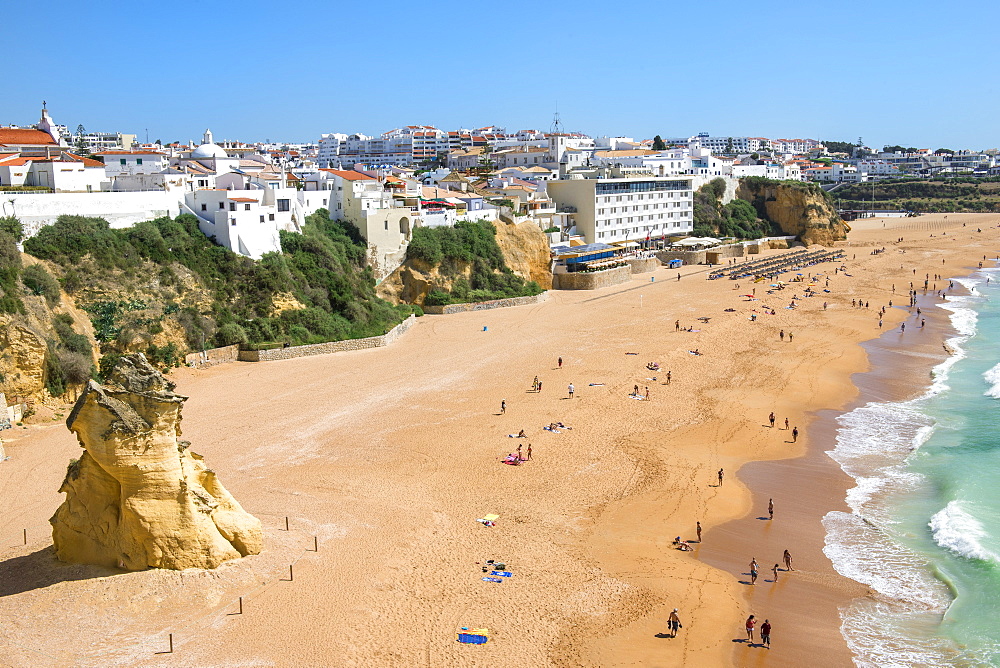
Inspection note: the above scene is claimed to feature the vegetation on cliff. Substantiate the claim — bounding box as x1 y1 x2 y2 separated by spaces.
835 177 1000 213
735 177 847 245
692 178 778 239
23 210 416 374
405 220 542 305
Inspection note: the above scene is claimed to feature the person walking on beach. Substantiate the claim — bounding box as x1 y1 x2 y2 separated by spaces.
645 386 650 400
784 417 789 430
746 615 756 643
760 619 771 648
533 375 539 392
634 384 639 396
768 498 774 520
901 322 905 333
517 443 522 460
779 329 785 342
783 549 794 571
537 380 542 393
500 400 506 415
666 370 672 385
668 609 682 638
772 563 780 582
567 383 575 399
769 412 776 428
558 357 563 369
526 444 532 460
788 332 793 343
677 273 681 281
750 559 758 585
792 426 799 442
675 320 680 332
696 521 702 542
718 469 724 487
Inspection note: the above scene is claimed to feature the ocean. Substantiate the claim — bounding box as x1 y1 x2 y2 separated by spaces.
824 267 1000 667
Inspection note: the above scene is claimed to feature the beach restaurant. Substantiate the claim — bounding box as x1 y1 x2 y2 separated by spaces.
551 242 625 272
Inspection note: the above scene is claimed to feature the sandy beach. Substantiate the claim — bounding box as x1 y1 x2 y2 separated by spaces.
1 213 998 667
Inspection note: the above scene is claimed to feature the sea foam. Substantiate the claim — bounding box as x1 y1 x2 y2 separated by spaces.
929 501 999 563
983 362 1000 398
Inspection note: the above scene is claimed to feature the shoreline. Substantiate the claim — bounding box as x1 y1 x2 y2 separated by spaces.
0 214 998 666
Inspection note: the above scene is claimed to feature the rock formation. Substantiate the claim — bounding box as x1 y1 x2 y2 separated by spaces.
50 354 262 570
377 219 552 305
736 178 848 246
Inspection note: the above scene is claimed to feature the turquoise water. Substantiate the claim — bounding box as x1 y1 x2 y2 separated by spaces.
824 268 1000 667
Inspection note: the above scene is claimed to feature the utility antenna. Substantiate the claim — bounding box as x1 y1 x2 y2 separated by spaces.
551 108 564 135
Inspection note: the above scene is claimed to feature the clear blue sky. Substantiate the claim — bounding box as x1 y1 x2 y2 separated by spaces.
5 0 996 149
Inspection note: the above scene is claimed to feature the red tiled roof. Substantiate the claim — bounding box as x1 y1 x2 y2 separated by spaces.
64 153 106 167
319 169 376 181
228 197 259 202
0 128 57 146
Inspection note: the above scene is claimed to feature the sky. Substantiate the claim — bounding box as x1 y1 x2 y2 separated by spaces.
5 0 998 150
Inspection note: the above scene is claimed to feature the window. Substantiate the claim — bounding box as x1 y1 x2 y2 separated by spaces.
231 219 237 226
244 204 251 211
269 213 275 221
219 202 225 209
229 202 236 211
201 203 207 211
384 220 389 230
322 199 327 205
277 199 290 212
136 158 143 165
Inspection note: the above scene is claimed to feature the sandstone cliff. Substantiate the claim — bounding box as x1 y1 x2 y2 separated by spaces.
50 354 262 570
736 179 848 246
493 219 553 290
377 219 552 305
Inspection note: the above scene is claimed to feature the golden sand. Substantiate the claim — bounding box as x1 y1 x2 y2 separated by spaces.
0 213 997 666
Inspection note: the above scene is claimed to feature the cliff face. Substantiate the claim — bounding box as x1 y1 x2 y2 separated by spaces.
0 317 47 401
377 259 473 306
377 219 552 305
50 354 262 570
492 219 553 290
736 179 848 246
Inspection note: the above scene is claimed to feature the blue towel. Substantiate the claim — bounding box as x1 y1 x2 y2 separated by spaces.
458 632 489 644
482 577 503 583
490 571 513 577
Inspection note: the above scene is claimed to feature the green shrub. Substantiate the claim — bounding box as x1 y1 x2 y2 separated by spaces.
216 323 249 346
22 264 61 305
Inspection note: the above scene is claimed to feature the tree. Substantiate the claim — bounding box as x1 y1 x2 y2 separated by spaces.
0 216 23 241
725 137 734 154
823 140 856 155
477 144 495 175
652 135 666 151
935 148 955 155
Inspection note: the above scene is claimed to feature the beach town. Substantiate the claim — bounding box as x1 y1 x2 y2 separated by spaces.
0 211 997 665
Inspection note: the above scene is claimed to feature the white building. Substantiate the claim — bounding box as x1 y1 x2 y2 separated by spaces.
97 150 168 177
0 152 106 192
184 187 304 260
547 176 694 244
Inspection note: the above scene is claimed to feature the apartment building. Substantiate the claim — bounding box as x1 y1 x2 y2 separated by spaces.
547 176 694 244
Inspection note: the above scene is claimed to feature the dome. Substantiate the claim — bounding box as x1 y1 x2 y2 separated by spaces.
191 143 228 159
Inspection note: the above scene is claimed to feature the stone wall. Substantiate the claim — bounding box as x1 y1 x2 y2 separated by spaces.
238 315 416 362
553 266 631 290
627 257 660 274
656 249 707 265
184 344 240 368
422 292 547 315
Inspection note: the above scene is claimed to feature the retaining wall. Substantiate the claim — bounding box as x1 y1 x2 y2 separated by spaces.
237 315 416 362
185 344 240 368
627 257 660 274
422 292 546 315
553 266 631 290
